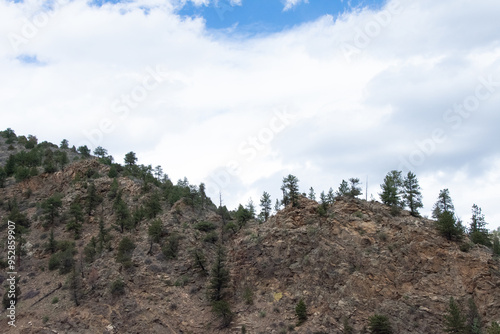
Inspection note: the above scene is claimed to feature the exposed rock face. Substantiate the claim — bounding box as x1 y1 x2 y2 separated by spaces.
1 160 499 334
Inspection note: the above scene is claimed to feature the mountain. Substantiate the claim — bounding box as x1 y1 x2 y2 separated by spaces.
1 130 500 334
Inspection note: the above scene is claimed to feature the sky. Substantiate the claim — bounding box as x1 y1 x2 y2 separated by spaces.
1 0 500 230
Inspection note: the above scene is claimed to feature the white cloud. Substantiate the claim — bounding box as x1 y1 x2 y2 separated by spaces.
283 0 309 12
1 0 500 228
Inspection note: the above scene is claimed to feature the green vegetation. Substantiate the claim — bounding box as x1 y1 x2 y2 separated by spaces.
444 297 466 334
368 314 393 334
295 299 307 325
116 237 136 268
469 204 491 247
162 234 180 259
282 174 300 207
110 279 125 296
259 191 272 222
402 171 423 217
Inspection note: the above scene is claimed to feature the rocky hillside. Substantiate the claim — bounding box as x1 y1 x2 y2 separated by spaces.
0 136 500 334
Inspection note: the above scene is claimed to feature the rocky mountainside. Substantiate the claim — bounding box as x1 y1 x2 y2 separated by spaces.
0 136 500 334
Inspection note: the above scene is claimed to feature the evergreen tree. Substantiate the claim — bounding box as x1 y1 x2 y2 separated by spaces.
145 191 162 219
295 299 307 325
116 237 135 268
308 187 316 201
348 178 362 198
274 198 280 212
46 229 57 254
208 245 230 302
465 298 482 334
114 194 132 233
93 146 108 158
124 151 137 166
41 193 63 226
436 211 464 241
77 145 91 158
327 187 335 203
55 151 69 170
259 191 272 222
86 183 102 217
336 180 350 197
60 139 69 149
212 300 233 328
318 191 329 217
432 189 455 219
147 219 163 254
282 174 300 207
246 199 256 219
235 204 252 229
0 167 6 188
403 171 423 216
379 170 403 207
368 314 393 334
493 236 500 256
469 204 491 247
444 297 466 334
67 200 84 239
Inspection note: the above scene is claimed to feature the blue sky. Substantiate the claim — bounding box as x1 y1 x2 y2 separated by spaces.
177 0 385 34
1 0 500 229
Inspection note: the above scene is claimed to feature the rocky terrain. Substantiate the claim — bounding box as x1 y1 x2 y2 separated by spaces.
0 135 499 334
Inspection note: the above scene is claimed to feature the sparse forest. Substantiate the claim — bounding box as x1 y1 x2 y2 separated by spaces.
0 128 499 333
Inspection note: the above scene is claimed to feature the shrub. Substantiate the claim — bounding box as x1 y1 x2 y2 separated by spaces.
194 221 216 232
488 322 500 334
243 286 253 305
110 279 125 296
368 314 393 334
203 231 218 244
48 250 75 274
459 243 471 253
51 297 59 304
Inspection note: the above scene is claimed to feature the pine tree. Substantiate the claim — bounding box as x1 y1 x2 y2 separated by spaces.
469 204 491 247
295 299 307 325
60 139 69 149
41 193 63 226
465 298 482 334
444 297 466 334
114 194 132 233
124 151 137 166
403 171 423 217
493 236 500 256
86 183 103 217
436 211 464 241
259 191 272 222
327 187 335 203
379 170 403 207
308 187 316 201
348 178 362 198
235 204 252 229
282 174 300 207
274 198 281 212
432 189 455 219
336 180 350 197
208 245 230 302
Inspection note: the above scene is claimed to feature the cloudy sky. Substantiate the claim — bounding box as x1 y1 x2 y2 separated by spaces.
1 0 499 229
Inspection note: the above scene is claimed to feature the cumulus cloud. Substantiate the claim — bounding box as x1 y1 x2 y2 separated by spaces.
1 0 499 227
